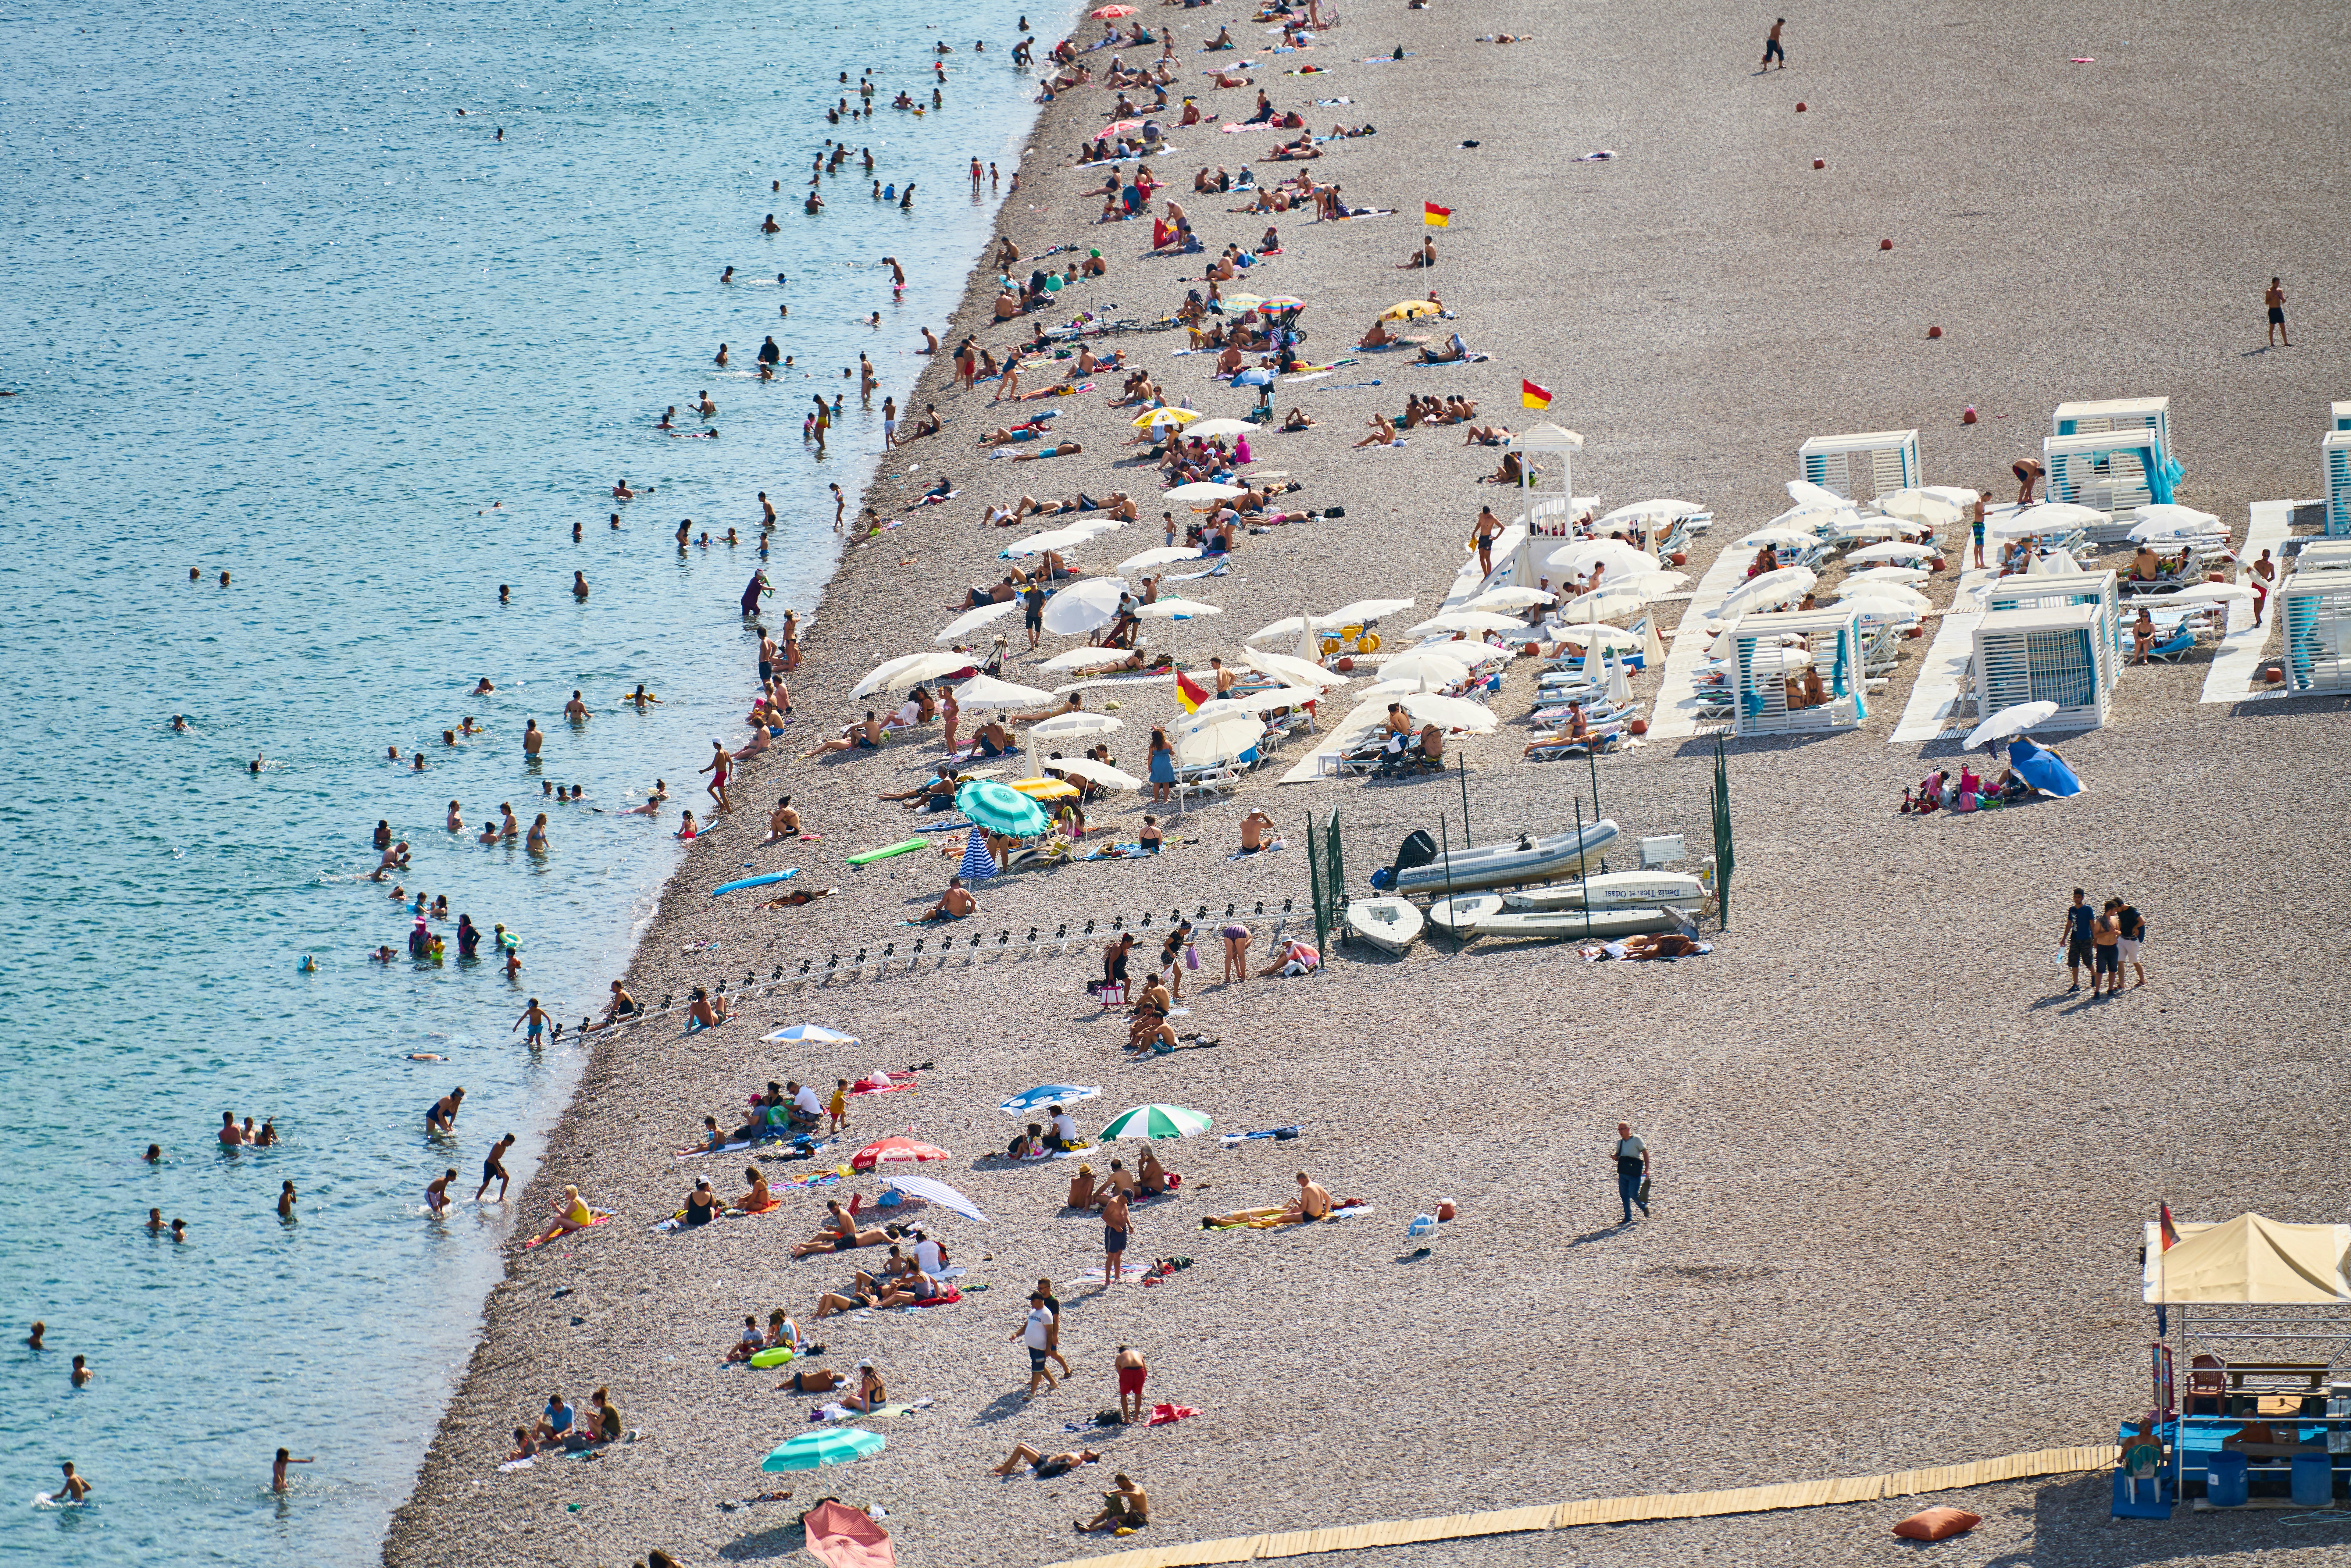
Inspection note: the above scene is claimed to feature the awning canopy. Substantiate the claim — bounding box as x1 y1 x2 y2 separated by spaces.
2141 1214 2351 1303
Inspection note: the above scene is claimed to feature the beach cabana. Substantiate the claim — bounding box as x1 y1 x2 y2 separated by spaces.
2324 430 2351 537
1729 607 1866 736
2042 429 2181 516
1796 430 1918 501
1971 604 2107 732
2280 571 2351 693
1981 571 2123 691
2330 401 2351 433
2053 396 2171 451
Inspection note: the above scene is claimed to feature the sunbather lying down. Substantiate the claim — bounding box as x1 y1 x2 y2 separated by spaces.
758 886 837 910
790 1199 890 1258
1585 932 1707 961
993 1443 1099 1478
1202 1171 1354 1228
1417 332 1468 363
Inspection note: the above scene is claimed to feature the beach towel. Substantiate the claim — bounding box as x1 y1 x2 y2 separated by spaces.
523 1210 612 1249
804 1500 896 1568
1084 843 1161 860
1147 1402 1200 1426
1572 149 1617 161
908 490 958 505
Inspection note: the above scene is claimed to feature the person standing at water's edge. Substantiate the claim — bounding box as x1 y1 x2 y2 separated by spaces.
1613 1122 1649 1223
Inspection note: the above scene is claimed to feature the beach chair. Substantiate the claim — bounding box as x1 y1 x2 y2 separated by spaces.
2142 628 2197 663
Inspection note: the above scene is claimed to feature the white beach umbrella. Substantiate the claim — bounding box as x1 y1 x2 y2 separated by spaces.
1173 714 1261 766
1737 527 1822 549
1915 485 1984 508
1617 570 1690 597
1767 502 1845 532
1135 598 1222 620
1164 481 1250 502
1042 755 1145 791
2026 550 2084 577
1825 519 1900 542
1990 502 2106 538
1834 581 1929 612
1604 650 1635 706
1874 489 1964 527
1546 540 1660 577
1174 698 1250 730
1183 417 1256 439
1544 623 1647 653
1393 690 1498 733
853 650 975 698
1322 597 1418 625
1739 647 1815 673
1465 586 1555 611
1559 584 1656 622
2157 583 2256 607
935 600 1022 644
1031 711 1124 738
1225 686 1322 713
1786 479 1846 510
1238 649 1346 688
2129 504 2224 541
1377 650 1472 686
1964 700 2059 751
1000 527 1092 558
1246 612 1344 643
1598 498 1703 526
1846 541 1936 565
1040 578 1129 637
1716 566 1818 620
1041 646 1142 673
1410 609 1524 636
1117 546 1206 574
952 674 1058 707
1845 565 1931 586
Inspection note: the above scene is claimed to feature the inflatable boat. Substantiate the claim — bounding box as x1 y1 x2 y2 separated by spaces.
1499 871 1706 912
1426 893 1694 942
1371 819 1618 896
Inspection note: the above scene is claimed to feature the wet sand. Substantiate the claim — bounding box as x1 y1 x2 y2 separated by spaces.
386 2 2351 1564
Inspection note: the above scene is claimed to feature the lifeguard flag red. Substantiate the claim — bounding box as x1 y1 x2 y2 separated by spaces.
2158 1202 2179 1251
1422 201 1451 227
1175 668 1210 713
1521 380 1552 410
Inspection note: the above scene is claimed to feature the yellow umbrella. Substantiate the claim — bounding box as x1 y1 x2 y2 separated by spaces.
1379 300 1441 321
1009 777 1081 801
1132 407 1200 429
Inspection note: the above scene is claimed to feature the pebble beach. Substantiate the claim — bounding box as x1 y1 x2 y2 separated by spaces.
386 3 2351 1566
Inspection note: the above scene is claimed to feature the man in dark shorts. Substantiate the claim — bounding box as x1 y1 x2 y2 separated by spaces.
2013 457 2044 507
2265 277 2289 348
2060 887 2096 993
1761 17 1786 69
1022 577 1047 650
474 1132 517 1203
1101 1188 1131 1281
1015 1293 1059 1395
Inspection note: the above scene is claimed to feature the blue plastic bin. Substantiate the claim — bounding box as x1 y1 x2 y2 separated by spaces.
2206 1451 2248 1507
2292 1452 2333 1506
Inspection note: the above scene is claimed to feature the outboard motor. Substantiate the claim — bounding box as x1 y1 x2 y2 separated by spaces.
1369 828 1440 889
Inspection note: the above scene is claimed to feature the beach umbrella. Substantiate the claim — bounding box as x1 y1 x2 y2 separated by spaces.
1098 1103 1214 1140
1040 647 1137 673
1716 566 1818 620
2160 583 2256 607
1232 367 1275 388
1239 648 1346 688
1737 647 1814 673
1174 697 1250 729
1183 418 1255 439
1117 545 1206 574
935 600 1021 644
999 527 1093 558
1219 295 1265 314
1846 541 1935 565
761 1023 862 1046
1377 649 1472 686
1000 1085 1102 1116
1043 755 1144 791
1173 714 1260 766
1254 295 1306 310
1598 498 1703 526
1786 479 1845 510
1223 686 1322 714
1090 4 1137 15
1823 517 1897 541
1874 489 1964 527
1323 597 1417 625
1545 623 1646 652
1133 407 1199 429
763 1428 885 1473
1834 581 1929 612
1737 527 1820 549
1465 586 1555 611
1135 598 1221 620
1245 612 1341 643
849 1136 949 1172
1165 481 1249 503
1040 579 1128 637
1031 710 1124 738
957 779 1051 834
852 650 972 698
1009 776 1080 803
881 1174 991 1224
801 1499 895 1568
1990 502 2106 538
1616 569 1689 596
1410 609 1523 635
1964 700 2059 751
1099 119 1145 138
952 674 1057 707
1765 501 1844 532
1845 565 1931 586
2129 504 2223 540
1546 540 1659 577
1394 690 1498 733
1557 584 1653 621
2006 736 2084 797
956 828 998 883
1379 299 1441 320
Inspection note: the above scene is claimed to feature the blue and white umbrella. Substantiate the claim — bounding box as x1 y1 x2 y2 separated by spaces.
760 1023 862 1046
1232 367 1275 387
998 1084 1101 1116
956 827 998 882
881 1174 991 1223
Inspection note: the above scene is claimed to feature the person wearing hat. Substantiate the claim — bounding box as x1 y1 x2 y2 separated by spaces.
1082 248 1107 277
1015 1293 1060 1395
839 1359 887 1412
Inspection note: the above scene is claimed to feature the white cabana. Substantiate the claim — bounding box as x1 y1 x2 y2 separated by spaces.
2281 571 2351 692
1728 607 1867 735
1972 604 2108 731
1798 429 1919 500
1981 570 2122 689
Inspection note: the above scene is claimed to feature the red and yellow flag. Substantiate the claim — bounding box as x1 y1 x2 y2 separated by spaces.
2158 1202 2179 1251
1175 669 1210 713
1520 380 1552 410
1422 201 1451 227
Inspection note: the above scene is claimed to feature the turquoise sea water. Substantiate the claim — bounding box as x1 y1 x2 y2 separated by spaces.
0 0 1047 1559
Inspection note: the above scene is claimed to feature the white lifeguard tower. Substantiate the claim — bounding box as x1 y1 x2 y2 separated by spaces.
1981 571 2123 691
1797 430 1918 502
2280 572 2351 693
1972 604 2109 731
1511 422 1584 532
1729 607 1868 736
2325 430 2351 538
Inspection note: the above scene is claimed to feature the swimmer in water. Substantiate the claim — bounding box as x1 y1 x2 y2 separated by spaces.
714 343 730 367
411 754 425 772
277 1181 297 1220
572 572 590 599
144 1144 162 1164
721 265 735 283
425 1168 457 1214
698 390 717 417
498 584 510 604
473 677 496 695
71 1355 94 1388
147 1208 165 1232
448 801 465 832
170 1217 187 1242
613 478 635 501
515 998 550 1042
273 1449 314 1492
171 714 189 732
56 1461 91 1502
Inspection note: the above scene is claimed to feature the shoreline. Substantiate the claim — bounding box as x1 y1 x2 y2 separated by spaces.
387 4 2351 1566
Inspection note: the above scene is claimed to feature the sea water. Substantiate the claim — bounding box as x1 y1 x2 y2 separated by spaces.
0 0 1062 1559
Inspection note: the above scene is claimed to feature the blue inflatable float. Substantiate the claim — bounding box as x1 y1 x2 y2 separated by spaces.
2007 737 2083 798
711 869 799 897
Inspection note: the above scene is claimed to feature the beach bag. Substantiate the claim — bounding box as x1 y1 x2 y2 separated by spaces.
1184 943 1200 971
1892 1509 1979 1542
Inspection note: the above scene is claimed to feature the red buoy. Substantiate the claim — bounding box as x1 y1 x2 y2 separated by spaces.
1879 238 1894 251
1812 158 1825 169
1627 718 1650 736
1927 325 1943 339
1795 101 1807 111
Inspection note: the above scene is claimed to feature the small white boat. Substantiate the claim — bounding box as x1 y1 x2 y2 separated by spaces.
1344 896 1423 955
1500 871 1707 912
1380 819 1619 896
1427 893 1694 942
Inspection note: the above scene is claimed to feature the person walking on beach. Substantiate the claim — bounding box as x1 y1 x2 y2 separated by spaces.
2265 277 2289 348
1972 491 1990 571
1612 1122 1649 1223
2116 898 2148 990
1473 504 1502 579
2251 548 2275 626
1015 1293 1059 1397
1761 17 1787 69
476 1132 517 1202
2061 886 2096 993
701 739 733 811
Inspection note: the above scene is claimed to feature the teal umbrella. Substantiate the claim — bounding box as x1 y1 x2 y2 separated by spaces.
762 1427 885 1472
956 779 1050 836
1099 1103 1214 1141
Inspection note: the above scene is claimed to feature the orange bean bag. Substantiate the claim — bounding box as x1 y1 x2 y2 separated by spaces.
1892 1508 1980 1542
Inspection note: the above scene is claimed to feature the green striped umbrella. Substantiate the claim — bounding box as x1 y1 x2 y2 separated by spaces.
1098 1103 1214 1141
956 779 1050 836
762 1427 885 1472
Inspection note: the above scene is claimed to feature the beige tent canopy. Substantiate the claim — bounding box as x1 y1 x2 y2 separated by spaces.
2139 1214 2351 1304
